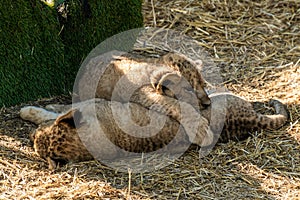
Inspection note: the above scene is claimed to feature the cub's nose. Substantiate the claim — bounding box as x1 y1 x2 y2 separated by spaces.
200 96 211 108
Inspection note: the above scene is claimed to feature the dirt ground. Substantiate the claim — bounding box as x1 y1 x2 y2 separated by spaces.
1 0 299 199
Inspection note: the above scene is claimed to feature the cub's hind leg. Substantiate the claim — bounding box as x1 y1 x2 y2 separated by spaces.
258 99 289 130
20 106 59 125
201 93 289 143
45 104 72 113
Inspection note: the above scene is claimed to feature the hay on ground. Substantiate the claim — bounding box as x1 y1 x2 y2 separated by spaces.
0 0 299 199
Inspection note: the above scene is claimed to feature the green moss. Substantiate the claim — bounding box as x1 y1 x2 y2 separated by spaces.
0 0 66 106
0 0 143 106
62 0 144 68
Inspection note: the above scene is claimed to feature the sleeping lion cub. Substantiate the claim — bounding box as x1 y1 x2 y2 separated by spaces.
20 93 288 169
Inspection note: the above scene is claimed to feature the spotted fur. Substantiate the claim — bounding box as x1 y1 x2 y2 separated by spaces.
201 93 289 143
77 51 210 111
22 99 212 169
19 51 289 169
21 93 288 169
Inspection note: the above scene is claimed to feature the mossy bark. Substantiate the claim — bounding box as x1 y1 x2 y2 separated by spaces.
0 0 143 106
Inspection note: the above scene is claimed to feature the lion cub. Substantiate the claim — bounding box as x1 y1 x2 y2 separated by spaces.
20 93 288 169
76 51 211 112
21 99 211 170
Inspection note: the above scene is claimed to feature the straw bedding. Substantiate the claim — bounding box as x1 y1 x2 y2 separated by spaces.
1 0 299 199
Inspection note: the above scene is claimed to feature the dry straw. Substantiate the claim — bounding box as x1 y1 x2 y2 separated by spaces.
0 0 299 199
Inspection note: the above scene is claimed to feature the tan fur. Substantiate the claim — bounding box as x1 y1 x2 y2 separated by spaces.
20 93 288 169
159 53 211 106
19 52 289 169
22 99 212 169
161 89 289 143
32 113 94 170
200 93 289 143
77 51 210 111
75 51 213 149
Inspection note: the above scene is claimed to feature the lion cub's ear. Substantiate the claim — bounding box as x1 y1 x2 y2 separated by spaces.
54 109 82 128
157 71 182 88
155 72 182 96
